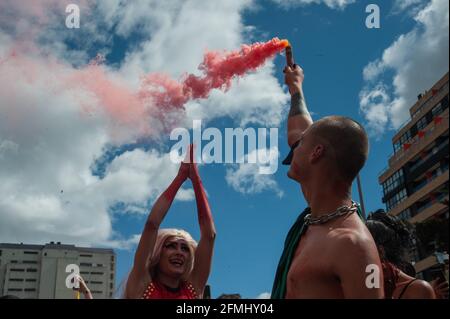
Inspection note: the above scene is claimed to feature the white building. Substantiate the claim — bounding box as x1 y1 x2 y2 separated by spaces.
0 242 115 299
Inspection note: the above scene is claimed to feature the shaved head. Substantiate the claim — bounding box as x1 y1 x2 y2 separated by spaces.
309 116 369 183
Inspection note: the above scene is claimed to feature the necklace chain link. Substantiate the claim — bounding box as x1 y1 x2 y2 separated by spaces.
304 201 358 226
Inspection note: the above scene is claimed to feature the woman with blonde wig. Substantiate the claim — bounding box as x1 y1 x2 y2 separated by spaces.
124 145 216 299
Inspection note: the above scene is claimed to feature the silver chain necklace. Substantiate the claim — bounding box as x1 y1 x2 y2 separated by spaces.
304 201 358 226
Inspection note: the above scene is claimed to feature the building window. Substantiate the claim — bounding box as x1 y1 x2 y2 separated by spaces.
23 260 38 264
80 254 93 258
24 251 39 255
91 281 103 284
80 262 92 267
8 288 22 292
431 102 443 117
398 208 412 221
10 268 25 272
394 131 412 153
11 260 18 263
26 268 37 272
24 288 36 292
91 272 104 275
9 278 24 282
416 116 428 131
25 279 37 282
394 142 401 153
80 271 89 275
382 169 405 196
386 188 408 211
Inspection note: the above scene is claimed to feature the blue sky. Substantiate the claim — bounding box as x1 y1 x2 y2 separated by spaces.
0 0 448 299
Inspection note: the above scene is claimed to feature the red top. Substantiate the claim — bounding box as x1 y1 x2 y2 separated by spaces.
142 281 198 299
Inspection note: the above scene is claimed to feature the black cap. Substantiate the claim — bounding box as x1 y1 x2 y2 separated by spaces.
282 140 300 165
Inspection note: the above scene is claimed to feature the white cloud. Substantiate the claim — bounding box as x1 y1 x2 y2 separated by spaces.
359 84 391 136
0 139 19 158
360 0 449 135
392 0 426 13
271 0 355 9
225 147 283 197
256 292 271 299
185 63 289 128
0 50 194 248
105 234 142 251
362 60 385 82
115 0 254 82
0 87 193 247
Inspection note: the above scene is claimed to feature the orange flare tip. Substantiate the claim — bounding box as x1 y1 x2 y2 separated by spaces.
280 39 290 48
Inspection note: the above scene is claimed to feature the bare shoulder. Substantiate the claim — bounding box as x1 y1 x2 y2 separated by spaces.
327 220 380 270
403 280 436 299
324 220 384 298
328 223 377 253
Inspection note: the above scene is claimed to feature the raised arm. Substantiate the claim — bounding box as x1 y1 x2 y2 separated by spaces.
188 145 216 297
125 161 189 298
284 62 313 146
74 275 93 299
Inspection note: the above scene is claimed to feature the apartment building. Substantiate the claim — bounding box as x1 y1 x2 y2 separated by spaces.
378 72 449 280
0 242 115 299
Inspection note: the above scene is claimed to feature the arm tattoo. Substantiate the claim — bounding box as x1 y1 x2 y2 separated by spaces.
289 92 310 118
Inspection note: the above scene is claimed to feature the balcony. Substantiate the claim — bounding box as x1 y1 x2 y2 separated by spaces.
411 166 449 194
414 255 439 274
379 111 449 182
414 252 449 275
410 194 449 223
388 170 449 217
409 140 449 174
410 80 449 118
394 79 449 140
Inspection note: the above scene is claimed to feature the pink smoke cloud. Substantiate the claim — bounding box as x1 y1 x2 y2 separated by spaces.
139 38 289 110
0 38 288 139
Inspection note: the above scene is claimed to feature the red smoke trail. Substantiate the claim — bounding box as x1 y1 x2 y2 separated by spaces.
0 38 289 139
138 38 289 110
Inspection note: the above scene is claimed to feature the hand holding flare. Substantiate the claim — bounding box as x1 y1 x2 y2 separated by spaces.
285 43 294 68
283 43 305 96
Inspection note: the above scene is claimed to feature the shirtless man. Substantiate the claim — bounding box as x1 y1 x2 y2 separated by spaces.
271 53 384 299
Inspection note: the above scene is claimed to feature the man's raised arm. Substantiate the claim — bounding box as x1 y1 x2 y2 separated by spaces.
284 63 313 146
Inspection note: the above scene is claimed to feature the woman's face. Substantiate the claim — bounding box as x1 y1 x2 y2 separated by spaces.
158 236 191 278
